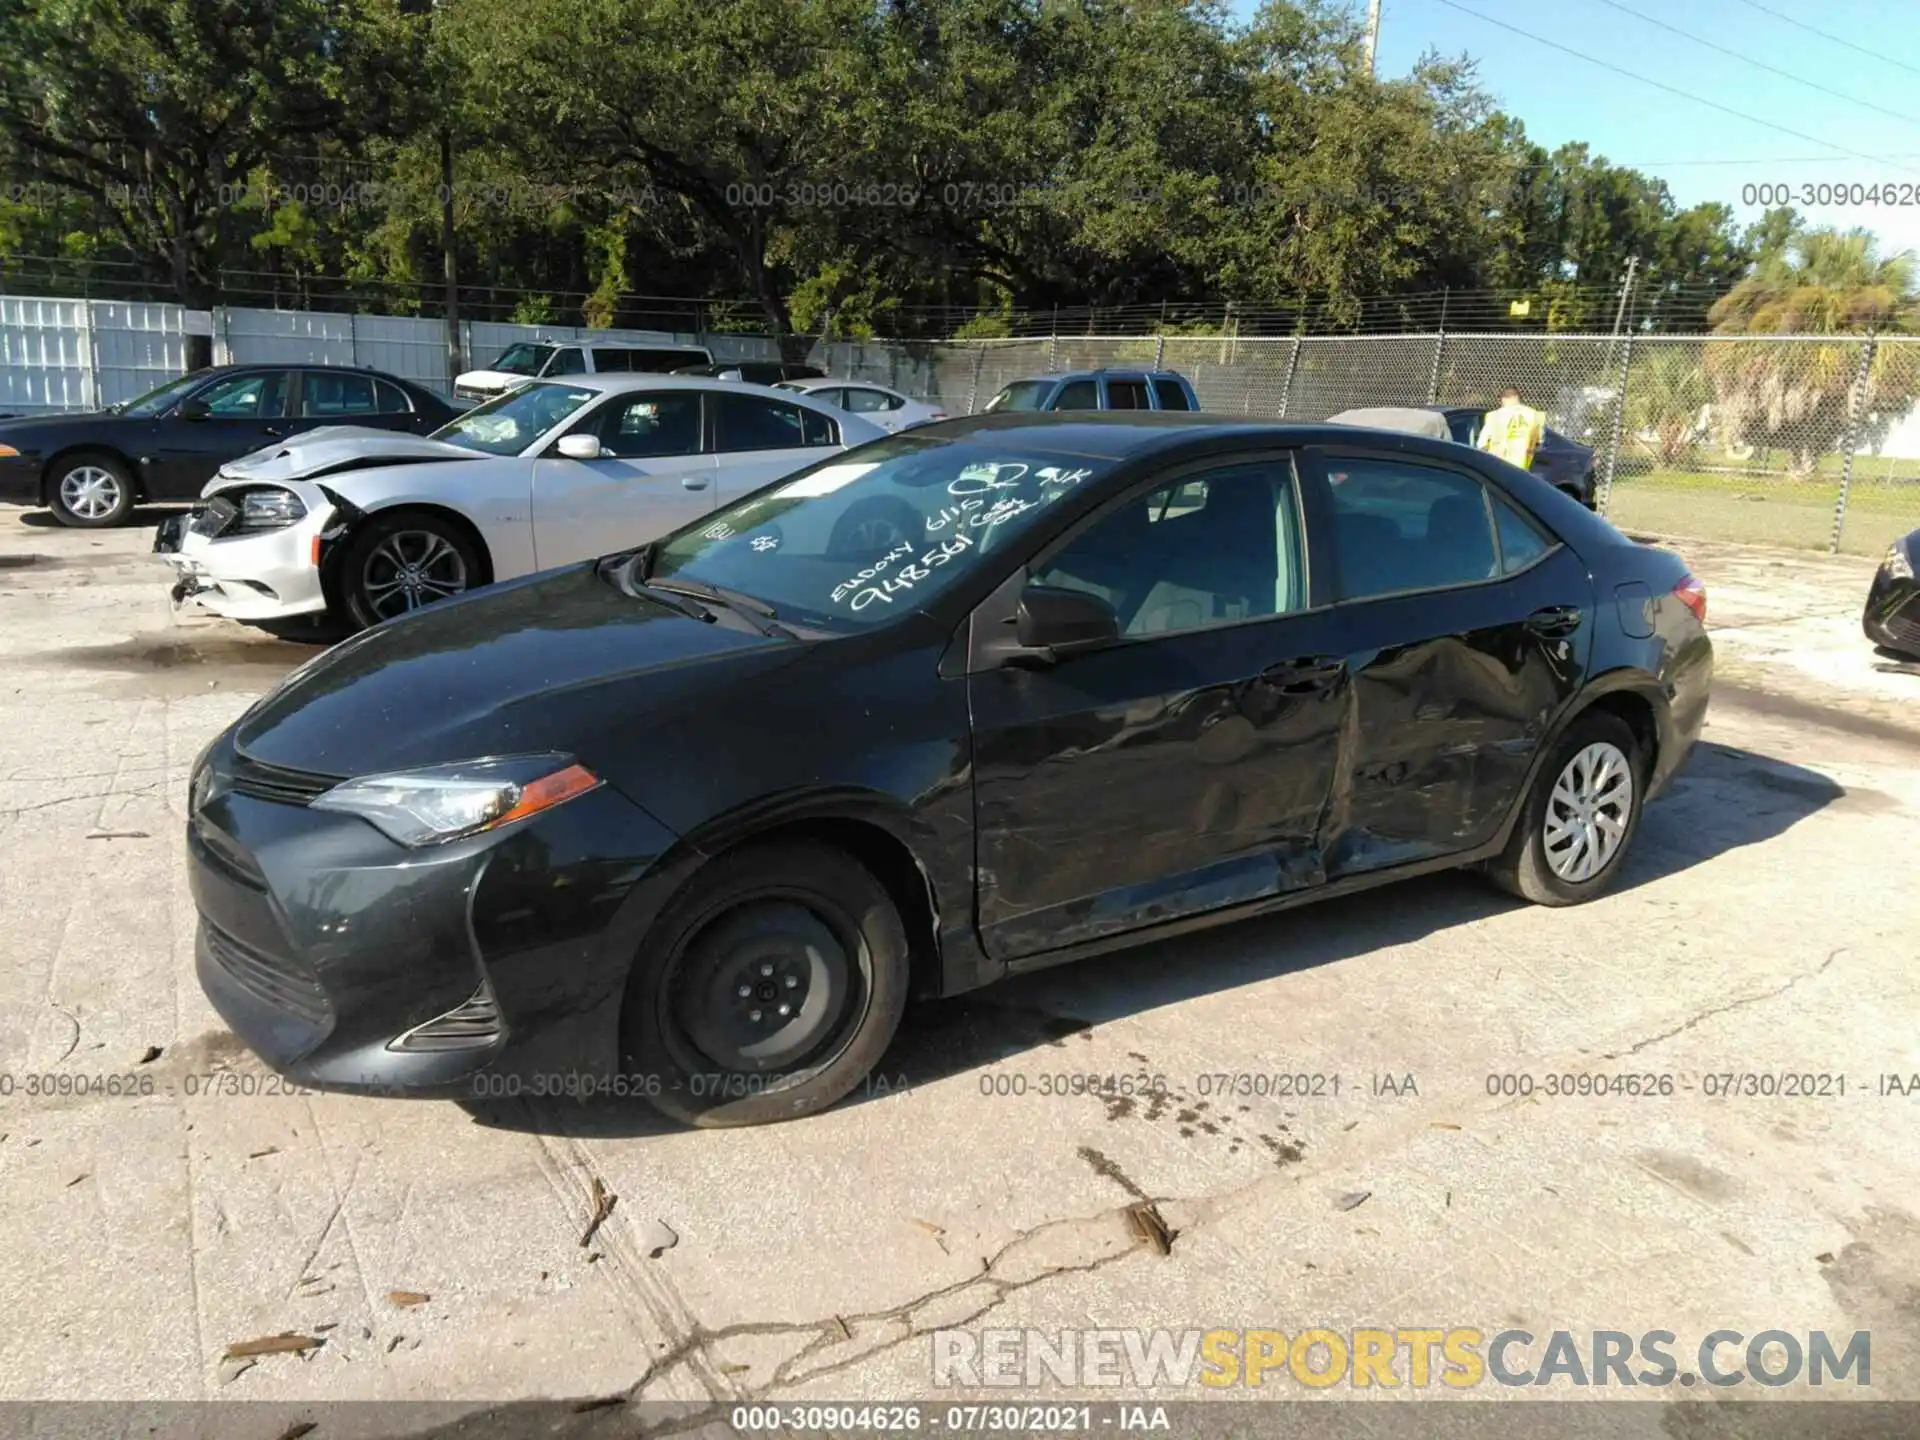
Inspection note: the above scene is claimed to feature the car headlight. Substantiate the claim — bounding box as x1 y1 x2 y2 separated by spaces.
233 487 307 532
1886 541 1914 581
311 755 601 846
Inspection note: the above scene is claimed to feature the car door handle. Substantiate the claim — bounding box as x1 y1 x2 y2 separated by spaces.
1525 605 1584 638
681 476 709 490
261 424 286 438
1261 655 1346 693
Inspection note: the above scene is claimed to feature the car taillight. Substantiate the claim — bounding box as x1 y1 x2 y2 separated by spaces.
1673 574 1707 625
930 410 948 420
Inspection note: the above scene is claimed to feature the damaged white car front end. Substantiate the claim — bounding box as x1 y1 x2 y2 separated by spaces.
154 479 340 621
153 425 479 623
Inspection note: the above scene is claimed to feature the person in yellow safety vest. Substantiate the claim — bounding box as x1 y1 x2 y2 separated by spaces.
1476 387 1546 470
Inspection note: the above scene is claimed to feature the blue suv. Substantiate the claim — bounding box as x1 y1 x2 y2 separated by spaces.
984 369 1200 413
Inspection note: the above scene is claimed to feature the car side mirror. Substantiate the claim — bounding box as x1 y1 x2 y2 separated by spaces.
177 398 211 421
1011 585 1119 661
556 433 603 461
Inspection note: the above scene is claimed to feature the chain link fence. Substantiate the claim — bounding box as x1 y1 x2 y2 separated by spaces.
821 332 1920 557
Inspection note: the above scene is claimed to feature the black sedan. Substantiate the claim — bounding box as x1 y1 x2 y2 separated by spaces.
0 365 458 528
185 413 1712 1126
1863 527 1920 659
1436 406 1598 507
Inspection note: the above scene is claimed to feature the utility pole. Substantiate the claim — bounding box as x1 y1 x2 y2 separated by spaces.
1610 254 1640 338
440 128 460 385
1364 0 1382 75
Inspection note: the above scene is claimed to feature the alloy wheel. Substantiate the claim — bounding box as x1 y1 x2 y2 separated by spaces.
360 530 469 620
59 466 123 521
1542 740 1634 884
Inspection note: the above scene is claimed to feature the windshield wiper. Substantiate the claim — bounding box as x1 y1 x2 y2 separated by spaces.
648 578 793 637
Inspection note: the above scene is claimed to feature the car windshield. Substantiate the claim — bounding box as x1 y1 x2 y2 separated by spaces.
642 434 1113 631
430 381 597 455
492 343 554 376
985 380 1052 412
115 373 205 417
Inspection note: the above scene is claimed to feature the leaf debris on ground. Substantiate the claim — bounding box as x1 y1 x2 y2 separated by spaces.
1335 1190 1372 1212
579 1175 616 1248
1127 1200 1176 1256
387 1290 431 1308
224 1333 324 1360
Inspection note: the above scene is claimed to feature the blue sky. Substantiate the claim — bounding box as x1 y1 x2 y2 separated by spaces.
1268 0 1920 261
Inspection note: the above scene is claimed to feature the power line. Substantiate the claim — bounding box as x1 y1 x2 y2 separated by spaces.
1428 0 1920 181
1584 0 1920 131
1728 0 1920 82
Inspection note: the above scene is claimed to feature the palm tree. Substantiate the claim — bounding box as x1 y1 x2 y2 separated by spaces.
1625 346 1709 466
1705 226 1915 473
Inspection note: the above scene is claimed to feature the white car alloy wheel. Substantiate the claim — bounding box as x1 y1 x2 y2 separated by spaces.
360 529 470 620
59 465 124 521
1542 740 1635 884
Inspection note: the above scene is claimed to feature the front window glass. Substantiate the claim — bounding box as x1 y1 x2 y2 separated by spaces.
491 343 553 376
644 436 1113 631
985 380 1051 412
588 392 703 458
431 381 597 455
116 373 202 417
200 371 289 418
1034 462 1303 635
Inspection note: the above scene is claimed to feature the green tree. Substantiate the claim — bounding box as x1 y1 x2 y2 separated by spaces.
0 0 419 303
1706 225 1916 471
1625 346 1709 465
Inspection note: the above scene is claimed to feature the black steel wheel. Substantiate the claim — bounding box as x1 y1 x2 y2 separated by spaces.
622 840 910 1127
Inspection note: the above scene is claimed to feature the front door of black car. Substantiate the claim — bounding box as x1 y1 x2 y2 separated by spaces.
1305 448 1593 874
149 370 294 498
968 457 1349 961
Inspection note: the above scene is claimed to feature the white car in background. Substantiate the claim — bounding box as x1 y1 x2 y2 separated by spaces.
154 376 886 633
775 377 947 433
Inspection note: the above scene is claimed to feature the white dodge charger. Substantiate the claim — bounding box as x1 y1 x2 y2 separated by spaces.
155 375 887 632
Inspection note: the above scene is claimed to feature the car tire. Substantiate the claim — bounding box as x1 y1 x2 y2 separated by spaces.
46 452 136 528
621 840 911 1128
1485 710 1645 906
337 511 482 630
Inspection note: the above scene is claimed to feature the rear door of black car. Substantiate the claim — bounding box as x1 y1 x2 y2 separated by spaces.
967 453 1350 960
1301 445 1593 874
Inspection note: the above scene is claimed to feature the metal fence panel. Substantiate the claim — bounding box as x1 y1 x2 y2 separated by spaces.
342 313 453 394
0 297 93 413
87 301 190 410
1283 335 1440 419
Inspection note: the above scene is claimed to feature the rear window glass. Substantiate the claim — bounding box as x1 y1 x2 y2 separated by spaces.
1054 380 1098 410
1152 377 1191 411
1106 378 1150 410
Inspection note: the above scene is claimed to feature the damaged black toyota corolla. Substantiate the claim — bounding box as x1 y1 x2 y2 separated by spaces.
187 413 1713 1127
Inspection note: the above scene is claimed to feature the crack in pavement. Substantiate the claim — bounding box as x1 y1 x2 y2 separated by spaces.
1600 946 1847 1060
605 1197 1159 1422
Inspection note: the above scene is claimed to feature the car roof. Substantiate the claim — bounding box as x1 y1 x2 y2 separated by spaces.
921 409 1496 462
782 377 892 391
502 373 833 397
996 369 1191 385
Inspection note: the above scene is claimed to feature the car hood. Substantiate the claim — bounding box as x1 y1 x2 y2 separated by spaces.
211 427 481 489
453 369 525 391
0 410 127 438
233 561 794 779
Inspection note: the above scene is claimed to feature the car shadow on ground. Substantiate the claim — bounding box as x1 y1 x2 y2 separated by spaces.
13 503 188 530
476 739 1847 1139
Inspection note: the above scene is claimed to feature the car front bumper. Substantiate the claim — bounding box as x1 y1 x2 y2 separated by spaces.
187 732 686 1098
1862 560 1920 658
0 455 40 506
156 500 335 621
